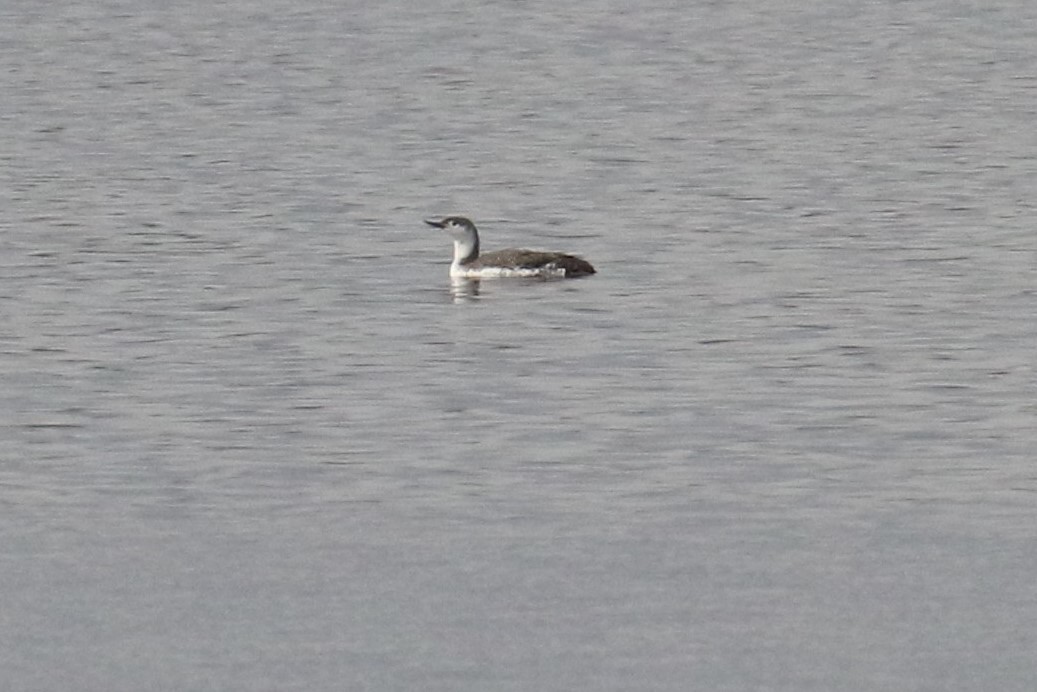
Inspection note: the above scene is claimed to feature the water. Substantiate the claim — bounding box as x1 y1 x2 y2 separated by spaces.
2 1 1036 689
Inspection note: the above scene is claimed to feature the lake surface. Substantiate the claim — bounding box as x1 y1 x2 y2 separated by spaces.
2 1 1036 689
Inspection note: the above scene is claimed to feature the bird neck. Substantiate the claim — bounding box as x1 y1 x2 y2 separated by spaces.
452 235 479 265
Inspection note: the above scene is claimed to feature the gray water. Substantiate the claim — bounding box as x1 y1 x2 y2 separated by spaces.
3 1 1036 690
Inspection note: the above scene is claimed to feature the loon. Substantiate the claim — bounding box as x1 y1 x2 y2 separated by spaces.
425 216 596 279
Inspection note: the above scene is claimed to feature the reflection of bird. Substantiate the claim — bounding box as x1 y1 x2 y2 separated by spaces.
425 217 596 279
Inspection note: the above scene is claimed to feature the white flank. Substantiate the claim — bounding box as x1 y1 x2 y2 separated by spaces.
450 264 567 279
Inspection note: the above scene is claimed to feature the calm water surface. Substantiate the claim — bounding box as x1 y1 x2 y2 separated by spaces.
2 1 1036 690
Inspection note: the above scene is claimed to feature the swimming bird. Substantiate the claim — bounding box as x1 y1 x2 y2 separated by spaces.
425 216 596 279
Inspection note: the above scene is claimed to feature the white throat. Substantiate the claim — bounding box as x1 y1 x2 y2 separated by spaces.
452 239 475 263
449 227 479 267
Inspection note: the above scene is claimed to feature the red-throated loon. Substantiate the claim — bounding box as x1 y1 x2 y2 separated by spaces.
425 216 596 279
